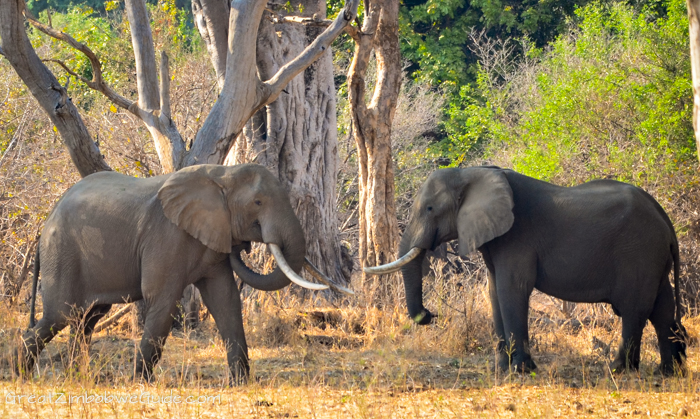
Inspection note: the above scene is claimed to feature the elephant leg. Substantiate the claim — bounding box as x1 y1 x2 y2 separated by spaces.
16 314 69 377
135 297 179 382
611 314 646 373
496 262 536 373
67 304 112 364
487 268 508 371
649 280 685 375
83 304 113 339
195 269 249 385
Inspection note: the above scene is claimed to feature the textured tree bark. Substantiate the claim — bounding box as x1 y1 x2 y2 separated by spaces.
0 0 110 177
688 0 700 161
185 0 359 167
227 1 345 283
191 0 230 90
348 0 402 294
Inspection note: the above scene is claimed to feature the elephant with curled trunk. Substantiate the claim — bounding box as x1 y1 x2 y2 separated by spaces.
17 163 344 384
366 166 687 375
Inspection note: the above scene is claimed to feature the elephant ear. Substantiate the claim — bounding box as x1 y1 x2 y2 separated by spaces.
158 165 232 254
457 168 514 257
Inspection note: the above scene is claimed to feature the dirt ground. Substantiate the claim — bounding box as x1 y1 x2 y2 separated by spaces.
1 297 699 418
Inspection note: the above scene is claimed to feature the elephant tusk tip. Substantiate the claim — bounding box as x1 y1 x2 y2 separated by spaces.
362 247 423 275
333 285 355 295
302 258 355 295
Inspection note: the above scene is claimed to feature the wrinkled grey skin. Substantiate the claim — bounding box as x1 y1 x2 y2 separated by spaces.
17 164 305 384
399 167 687 375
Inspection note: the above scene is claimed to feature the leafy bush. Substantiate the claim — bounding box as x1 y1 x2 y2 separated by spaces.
444 0 694 188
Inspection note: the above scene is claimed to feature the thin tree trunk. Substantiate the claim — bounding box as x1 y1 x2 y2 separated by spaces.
227 3 345 284
688 0 700 161
348 0 402 295
125 0 159 111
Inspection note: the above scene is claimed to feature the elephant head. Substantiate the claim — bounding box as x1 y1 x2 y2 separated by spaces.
365 167 514 324
158 163 325 291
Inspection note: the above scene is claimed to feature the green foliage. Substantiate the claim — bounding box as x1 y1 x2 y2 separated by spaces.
400 0 593 88
27 0 192 15
26 1 200 111
27 6 133 108
27 0 112 15
459 0 694 186
400 0 476 87
439 81 505 167
149 0 201 55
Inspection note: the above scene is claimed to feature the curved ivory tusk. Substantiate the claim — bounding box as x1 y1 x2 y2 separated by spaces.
363 247 423 275
268 244 329 291
303 258 355 295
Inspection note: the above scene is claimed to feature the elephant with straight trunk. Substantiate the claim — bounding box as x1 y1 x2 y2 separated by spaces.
17 163 345 384
366 166 687 375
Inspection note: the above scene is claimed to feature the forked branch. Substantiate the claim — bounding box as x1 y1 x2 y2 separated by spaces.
23 10 136 113
24 5 185 171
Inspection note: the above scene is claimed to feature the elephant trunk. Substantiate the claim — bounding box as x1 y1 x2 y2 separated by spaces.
230 213 305 291
399 238 431 325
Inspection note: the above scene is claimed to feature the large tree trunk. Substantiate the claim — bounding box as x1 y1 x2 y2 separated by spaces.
348 0 402 296
688 0 700 161
227 3 345 284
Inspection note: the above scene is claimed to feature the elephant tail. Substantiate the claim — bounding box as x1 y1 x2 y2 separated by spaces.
672 240 682 325
29 242 39 329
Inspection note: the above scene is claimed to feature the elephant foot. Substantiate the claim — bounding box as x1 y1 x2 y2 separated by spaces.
412 309 433 326
657 360 685 377
497 353 510 372
511 356 537 373
13 349 35 379
497 351 536 373
135 362 156 383
610 357 639 374
229 360 250 386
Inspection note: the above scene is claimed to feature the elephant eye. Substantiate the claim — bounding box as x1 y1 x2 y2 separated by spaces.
255 200 262 206
427 206 433 212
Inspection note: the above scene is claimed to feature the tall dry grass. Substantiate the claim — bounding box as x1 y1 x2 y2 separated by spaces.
1 257 699 418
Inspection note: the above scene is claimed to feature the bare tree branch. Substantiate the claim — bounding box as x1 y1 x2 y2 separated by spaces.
25 2 184 172
24 11 136 112
0 0 110 176
152 51 186 171
262 0 360 106
93 304 132 333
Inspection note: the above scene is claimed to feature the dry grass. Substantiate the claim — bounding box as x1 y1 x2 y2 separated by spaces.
1 260 699 418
